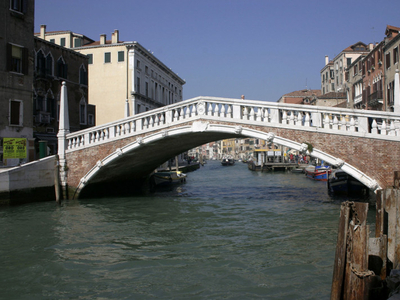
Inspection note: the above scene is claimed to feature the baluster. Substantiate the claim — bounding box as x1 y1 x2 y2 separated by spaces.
256 107 262 121
214 104 220 117
324 114 330 129
389 120 396 136
282 110 287 124
289 111 295 125
243 106 249 120
150 115 155 127
304 112 310 127
143 117 149 128
207 103 213 116
296 111 302 126
264 108 270 123
185 105 191 118
160 114 164 125
227 105 232 118
249 107 255 121
220 104 226 117
332 115 339 130
90 132 95 143
105 128 109 140
349 116 355 132
371 119 378 134
381 120 387 135
174 109 179 121
179 107 184 120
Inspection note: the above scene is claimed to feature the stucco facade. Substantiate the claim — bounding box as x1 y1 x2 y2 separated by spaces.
0 0 35 166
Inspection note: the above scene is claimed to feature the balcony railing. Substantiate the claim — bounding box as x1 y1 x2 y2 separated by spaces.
368 90 383 107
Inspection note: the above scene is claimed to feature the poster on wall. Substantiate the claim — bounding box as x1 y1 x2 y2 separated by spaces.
3 138 27 159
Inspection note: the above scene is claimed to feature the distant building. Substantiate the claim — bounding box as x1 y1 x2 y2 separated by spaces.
277 89 321 105
33 36 95 158
344 55 365 109
35 27 186 125
0 0 35 165
383 25 400 112
321 42 370 95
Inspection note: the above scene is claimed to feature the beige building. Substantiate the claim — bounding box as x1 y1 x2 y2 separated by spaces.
383 26 400 112
36 27 185 125
321 42 370 95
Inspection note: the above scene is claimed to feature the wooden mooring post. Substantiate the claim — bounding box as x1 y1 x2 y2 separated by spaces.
331 171 400 300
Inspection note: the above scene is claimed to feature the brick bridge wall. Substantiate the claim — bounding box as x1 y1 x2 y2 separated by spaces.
65 120 400 192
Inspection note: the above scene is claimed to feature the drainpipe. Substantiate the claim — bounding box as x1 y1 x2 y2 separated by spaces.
57 81 70 199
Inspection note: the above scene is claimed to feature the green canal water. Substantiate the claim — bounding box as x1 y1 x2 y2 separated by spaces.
0 160 375 299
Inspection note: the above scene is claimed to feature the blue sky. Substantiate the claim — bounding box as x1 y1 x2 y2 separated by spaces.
35 0 400 102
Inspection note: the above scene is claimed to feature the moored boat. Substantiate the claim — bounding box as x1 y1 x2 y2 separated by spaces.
304 165 331 181
327 169 368 194
152 171 187 186
221 157 235 166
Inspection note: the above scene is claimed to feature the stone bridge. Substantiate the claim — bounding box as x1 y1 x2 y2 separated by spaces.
57 89 400 198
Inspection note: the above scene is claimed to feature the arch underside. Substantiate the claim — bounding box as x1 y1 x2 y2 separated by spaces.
76 121 379 198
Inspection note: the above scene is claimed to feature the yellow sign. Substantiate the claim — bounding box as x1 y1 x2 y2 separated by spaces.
3 138 26 159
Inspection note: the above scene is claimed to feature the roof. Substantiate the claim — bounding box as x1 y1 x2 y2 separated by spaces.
318 92 346 99
281 89 321 98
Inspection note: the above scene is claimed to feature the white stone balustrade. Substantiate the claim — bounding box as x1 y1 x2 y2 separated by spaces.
64 96 400 152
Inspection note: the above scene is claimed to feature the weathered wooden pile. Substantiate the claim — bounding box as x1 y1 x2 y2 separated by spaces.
331 172 400 300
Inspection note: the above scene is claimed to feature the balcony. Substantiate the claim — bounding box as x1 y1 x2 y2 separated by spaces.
35 112 51 124
368 90 383 107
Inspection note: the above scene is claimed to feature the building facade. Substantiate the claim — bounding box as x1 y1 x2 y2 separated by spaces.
36 27 186 125
0 0 35 166
321 42 370 95
383 26 400 112
33 36 95 158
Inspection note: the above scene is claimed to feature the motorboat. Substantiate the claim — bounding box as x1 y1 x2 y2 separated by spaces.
221 157 235 166
304 165 331 181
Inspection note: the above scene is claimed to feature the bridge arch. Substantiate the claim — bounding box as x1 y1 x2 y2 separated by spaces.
72 121 379 199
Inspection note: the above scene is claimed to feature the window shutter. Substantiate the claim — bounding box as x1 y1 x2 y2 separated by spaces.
22 47 29 75
6 43 12 71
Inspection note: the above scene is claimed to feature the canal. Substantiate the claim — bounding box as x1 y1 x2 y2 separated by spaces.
0 160 375 299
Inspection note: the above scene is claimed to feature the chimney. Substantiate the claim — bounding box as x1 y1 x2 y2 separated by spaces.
40 25 46 39
100 34 106 45
111 30 119 44
325 55 329 65
369 43 374 50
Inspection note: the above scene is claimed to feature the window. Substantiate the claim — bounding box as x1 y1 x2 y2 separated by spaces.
145 82 148 97
394 47 399 65
45 54 53 76
10 100 22 126
88 114 94 126
104 52 111 63
79 98 87 125
60 38 65 47
74 38 81 47
87 54 93 64
347 58 352 66
386 52 391 69
8 44 25 73
57 57 67 78
136 59 140 69
118 51 124 62
10 0 26 13
36 50 45 76
79 65 88 85
49 39 55 44
136 77 140 94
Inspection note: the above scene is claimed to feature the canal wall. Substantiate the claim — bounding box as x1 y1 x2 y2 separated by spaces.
0 155 57 205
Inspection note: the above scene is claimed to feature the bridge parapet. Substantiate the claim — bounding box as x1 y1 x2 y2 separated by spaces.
65 97 400 153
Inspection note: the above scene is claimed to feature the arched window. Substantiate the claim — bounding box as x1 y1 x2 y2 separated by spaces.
57 57 67 79
79 65 88 85
45 53 53 77
36 49 45 77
